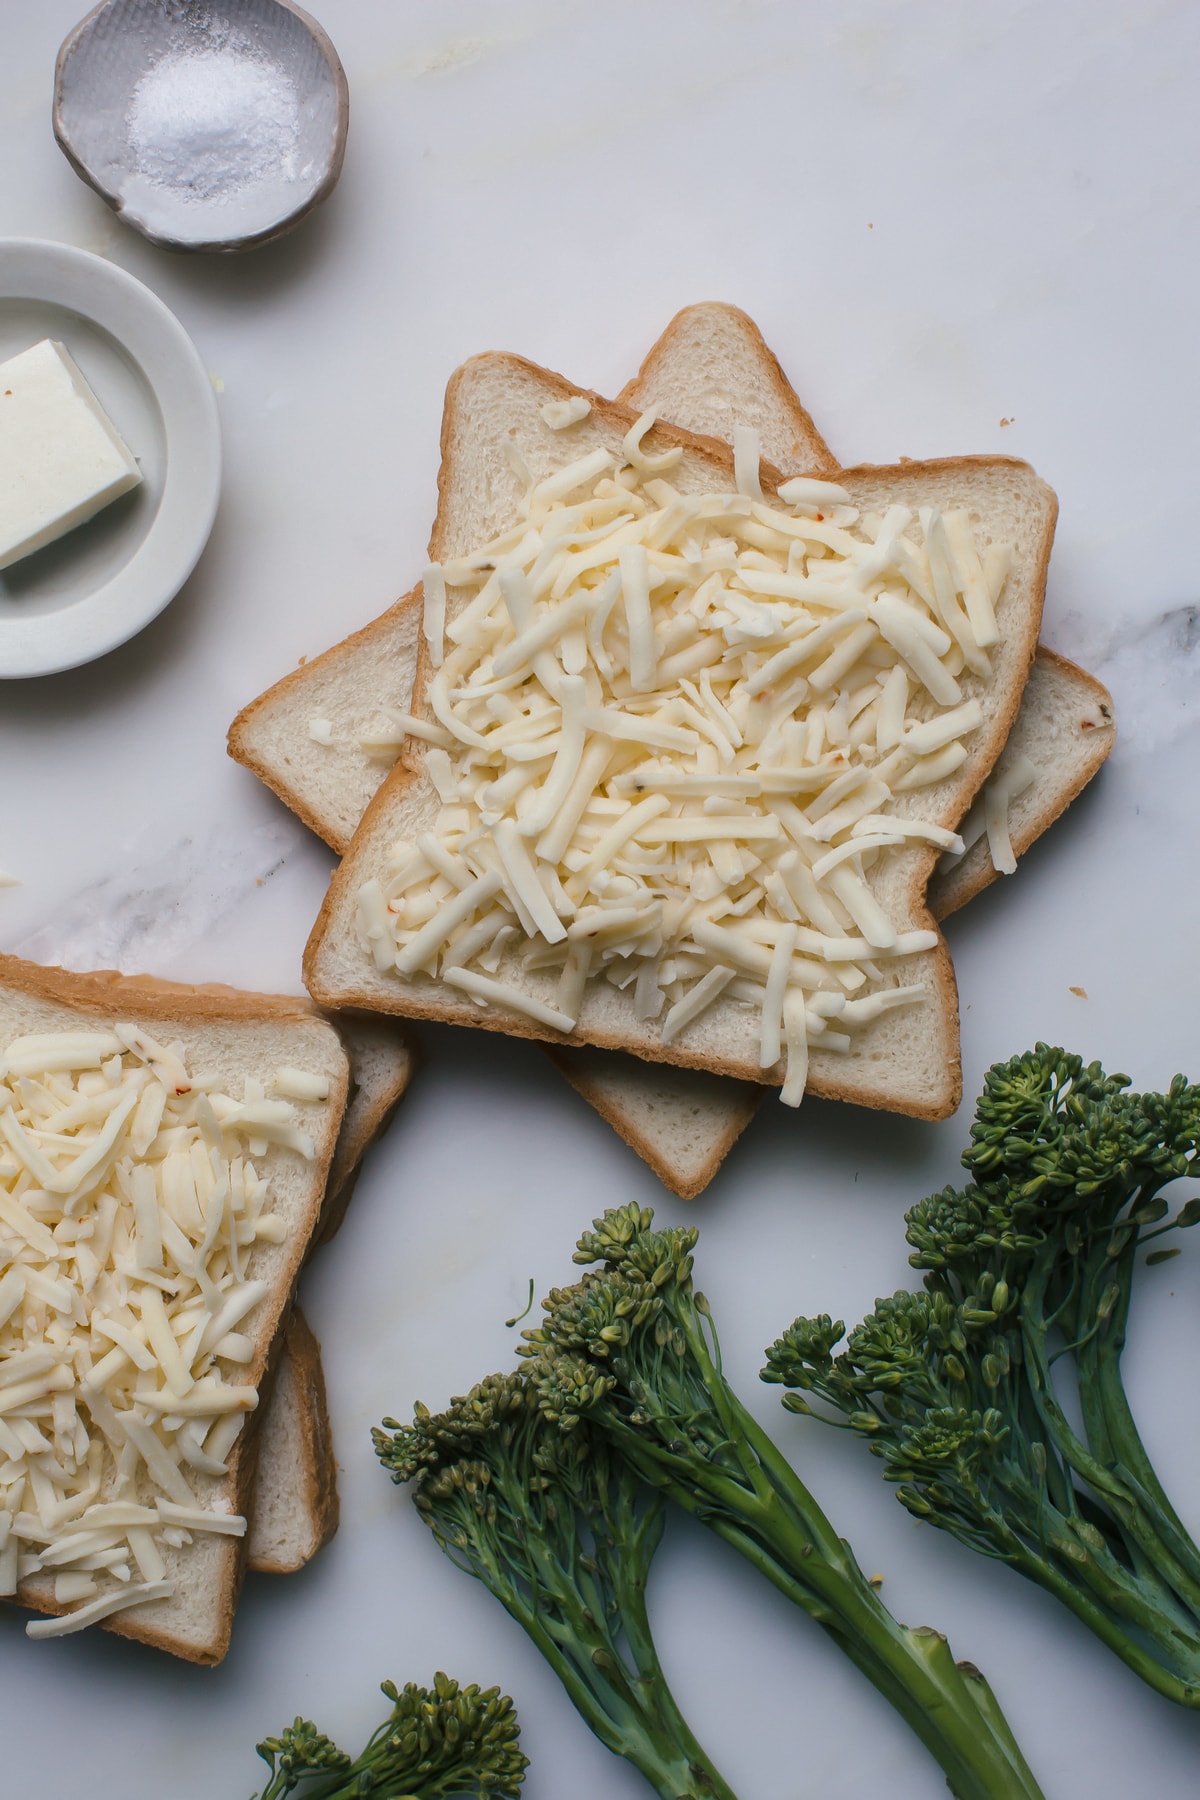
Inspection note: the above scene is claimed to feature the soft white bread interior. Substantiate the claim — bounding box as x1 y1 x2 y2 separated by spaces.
304 352 1055 1117
0 956 348 1663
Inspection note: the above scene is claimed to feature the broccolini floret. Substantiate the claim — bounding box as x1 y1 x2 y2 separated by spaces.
763 1044 1200 1708
251 1672 526 1798
517 1203 1045 1800
373 1369 735 1800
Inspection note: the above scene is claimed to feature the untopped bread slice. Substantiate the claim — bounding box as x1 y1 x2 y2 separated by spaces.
230 594 424 856
304 353 1055 1116
544 1042 760 1199
245 1307 337 1575
245 1010 414 1575
618 300 840 478
0 954 349 1663
314 1010 417 1246
927 645 1114 918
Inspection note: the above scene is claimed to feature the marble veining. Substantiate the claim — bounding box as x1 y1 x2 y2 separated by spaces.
15 818 302 974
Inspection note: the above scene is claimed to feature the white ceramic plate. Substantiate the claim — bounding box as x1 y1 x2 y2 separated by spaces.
0 239 220 678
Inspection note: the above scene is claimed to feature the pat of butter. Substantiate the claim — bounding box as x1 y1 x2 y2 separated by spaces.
0 339 142 571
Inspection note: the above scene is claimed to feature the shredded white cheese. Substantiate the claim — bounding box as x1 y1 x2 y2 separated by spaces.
0 1026 325 1636
938 754 1038 877
356 421 1011 1104
541 396 591 430
423 563 447 671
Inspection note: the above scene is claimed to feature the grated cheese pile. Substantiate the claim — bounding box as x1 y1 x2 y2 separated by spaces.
357 417 1012 1103
0 1024 326 1639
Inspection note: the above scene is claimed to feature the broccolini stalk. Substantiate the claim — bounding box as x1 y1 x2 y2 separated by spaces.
763 1045 1200 1708
519 1203 1044 1800
250 1672 526 1798
373 1371 736 1800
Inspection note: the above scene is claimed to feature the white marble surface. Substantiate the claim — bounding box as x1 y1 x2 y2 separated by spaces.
3 2 1200 1795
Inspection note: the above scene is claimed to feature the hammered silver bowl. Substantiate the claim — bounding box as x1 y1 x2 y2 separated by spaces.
54 0 349 254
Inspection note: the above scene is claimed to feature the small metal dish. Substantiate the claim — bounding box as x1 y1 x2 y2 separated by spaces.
53 0 349 254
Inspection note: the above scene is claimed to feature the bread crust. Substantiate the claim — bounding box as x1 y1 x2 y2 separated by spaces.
0 958 326 1024
0 953 349 1662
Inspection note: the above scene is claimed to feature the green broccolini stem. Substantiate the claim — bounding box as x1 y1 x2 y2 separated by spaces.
524 1204 1045 1800
1021 1261 1200 1630
762 1045 1200 1714
615 1352 1043 1800
1069 1228 1200 1606
373 1373 736 1800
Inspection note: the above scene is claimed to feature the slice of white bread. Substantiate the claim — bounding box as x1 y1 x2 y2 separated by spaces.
544 1043 761 1200
245 1308 337 1575
926 645 1114 919
304 352 1055 1116
227 307 1110 922
230 594 424 856
314 1011 417 1247
245 1012 414 1575
0 954 349 1663
619 300 840 478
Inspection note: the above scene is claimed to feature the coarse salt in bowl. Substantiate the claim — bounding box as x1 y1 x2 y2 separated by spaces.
53 0 349 253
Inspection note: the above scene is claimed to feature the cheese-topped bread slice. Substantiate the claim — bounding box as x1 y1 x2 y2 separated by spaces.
228 308 1109 922
304 354 1055 1117
0 954 348 1663
620 304 1115 932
